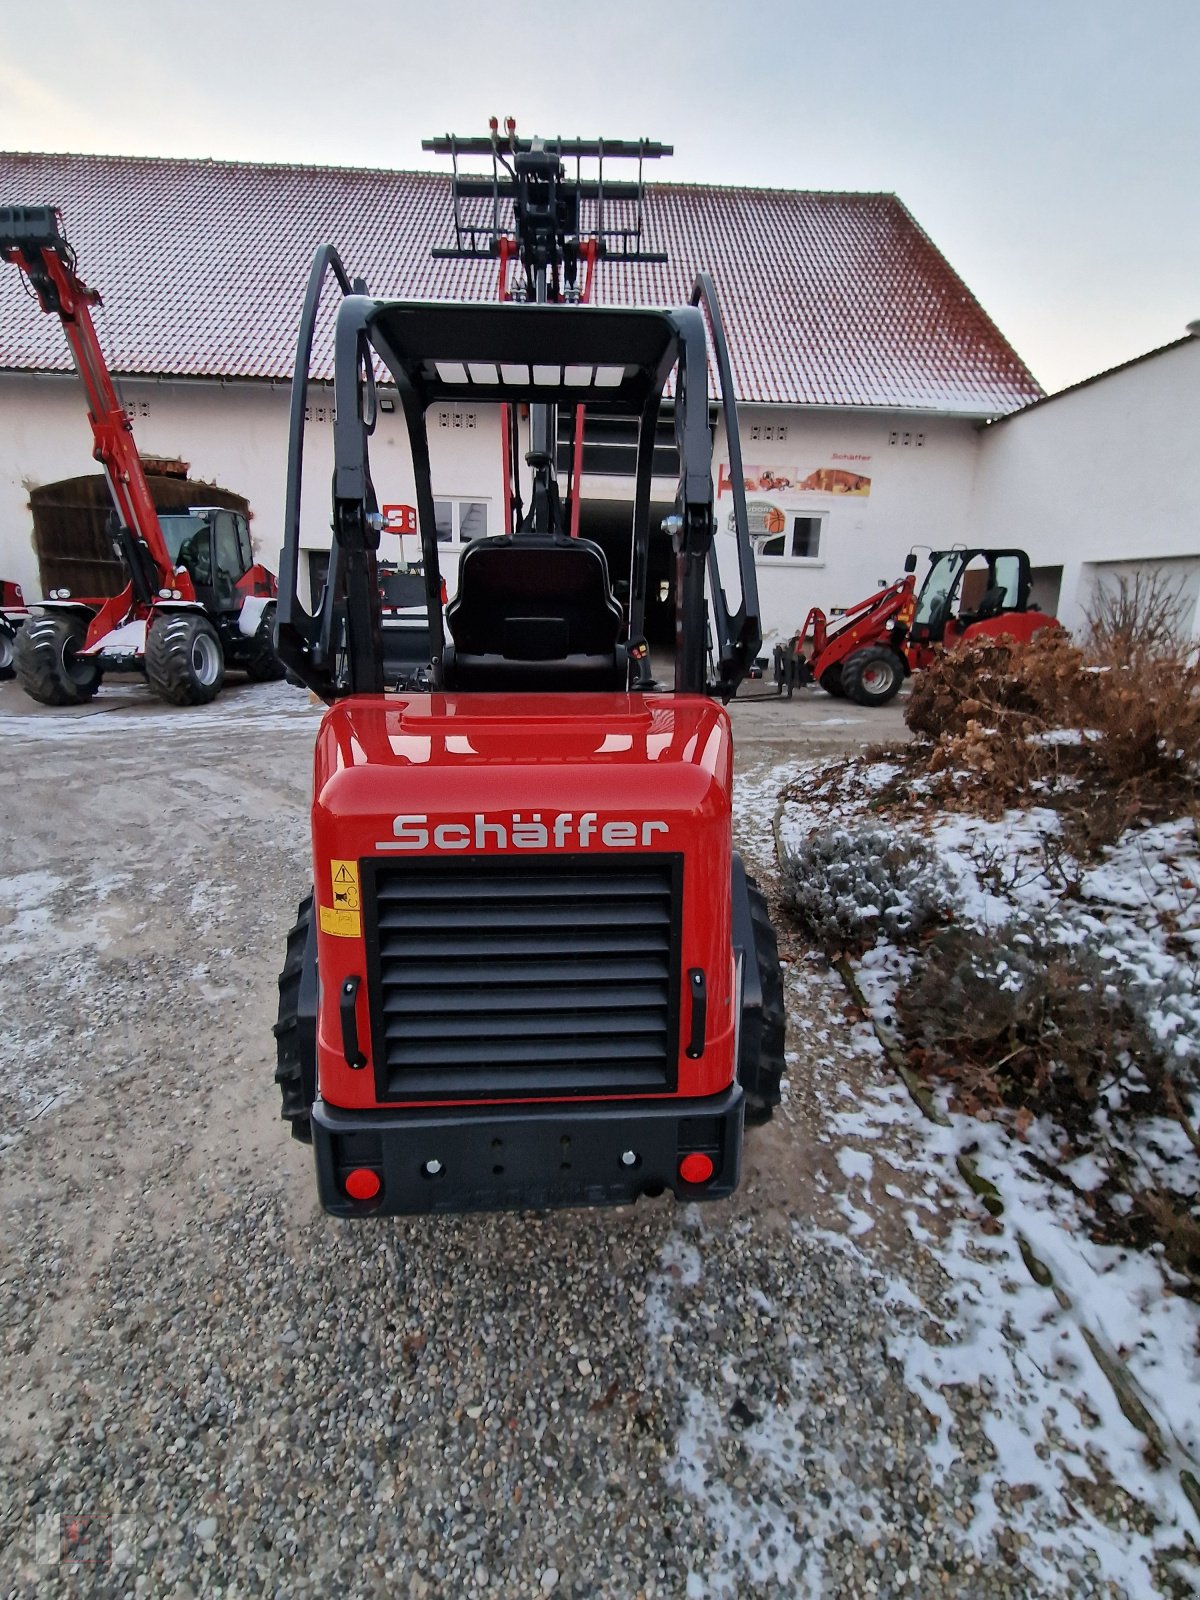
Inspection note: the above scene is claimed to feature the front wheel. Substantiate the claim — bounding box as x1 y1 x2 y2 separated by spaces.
0 619 16 680
145 612 225 705
841 646 905 707
13 613 102 705
245 602 286 681
274 894 316 1143
819 662 845 698
740 879 786 1125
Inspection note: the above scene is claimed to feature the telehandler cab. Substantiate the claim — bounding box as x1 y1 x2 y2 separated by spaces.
274 125 785 1218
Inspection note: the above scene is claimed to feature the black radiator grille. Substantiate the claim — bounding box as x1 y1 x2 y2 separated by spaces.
367 856 681 1100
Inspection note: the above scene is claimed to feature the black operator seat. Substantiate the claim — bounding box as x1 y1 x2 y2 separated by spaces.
443 534 626 691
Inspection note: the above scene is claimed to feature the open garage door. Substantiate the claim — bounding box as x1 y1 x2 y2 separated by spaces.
575 497 677 650
29 470 250 599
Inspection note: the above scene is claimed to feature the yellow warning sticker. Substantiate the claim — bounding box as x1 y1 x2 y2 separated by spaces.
330 859 361 912
320 905 361 939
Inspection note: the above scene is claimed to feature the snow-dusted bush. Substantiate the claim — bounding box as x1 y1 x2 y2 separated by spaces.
896 914 1197 1118
779 826 957 952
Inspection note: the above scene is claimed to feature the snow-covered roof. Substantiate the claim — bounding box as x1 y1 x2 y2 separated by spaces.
0 150 1042 416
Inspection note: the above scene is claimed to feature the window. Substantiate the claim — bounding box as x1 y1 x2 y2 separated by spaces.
308 551 330 606
458 501 488 542
235 517 254 572
434 499 488 542
215 514 243 582
754 514 823 562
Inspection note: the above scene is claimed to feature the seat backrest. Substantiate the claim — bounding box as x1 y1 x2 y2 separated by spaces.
446 535 623 664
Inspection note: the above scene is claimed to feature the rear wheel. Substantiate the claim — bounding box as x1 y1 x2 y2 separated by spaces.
741 879 786 1125
13 613 101 705
145 612 225 705
274 894 316 1144
841 645 905 707
0 619 15 680
245 602 286 682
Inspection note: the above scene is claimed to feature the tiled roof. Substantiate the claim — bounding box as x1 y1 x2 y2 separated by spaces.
0 151 1042 415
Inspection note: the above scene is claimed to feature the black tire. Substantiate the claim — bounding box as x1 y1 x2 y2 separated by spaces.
245 602 286 682
0 619 16 680
819 662 845 698
145 612 225 705
274 894 316 1144
13 613 102 705
741 879 786 1125
841 645 905 707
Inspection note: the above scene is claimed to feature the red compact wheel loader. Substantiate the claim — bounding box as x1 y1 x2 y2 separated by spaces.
0 206 283 706
775 546 1058 706
273 124 786 1218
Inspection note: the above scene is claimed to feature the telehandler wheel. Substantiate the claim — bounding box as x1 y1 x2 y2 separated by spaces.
742 878 786 1125
819 663 845 698
841 645 905 707
0 619 15 679
245 603 286 682
145 612 225 705
13 613 102 705
274 894 316 1144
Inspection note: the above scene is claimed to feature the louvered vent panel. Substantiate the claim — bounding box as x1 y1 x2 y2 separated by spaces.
368 857 680 1099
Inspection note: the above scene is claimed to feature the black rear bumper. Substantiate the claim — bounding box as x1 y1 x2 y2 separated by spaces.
311 1086 744 1217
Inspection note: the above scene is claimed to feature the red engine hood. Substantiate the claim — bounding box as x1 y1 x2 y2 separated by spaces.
309 692 738 1109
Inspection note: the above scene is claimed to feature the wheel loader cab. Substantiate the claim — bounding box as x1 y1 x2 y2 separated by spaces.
910 548 1032 644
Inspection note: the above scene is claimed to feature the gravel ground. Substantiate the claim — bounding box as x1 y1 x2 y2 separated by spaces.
0 678 1173 1597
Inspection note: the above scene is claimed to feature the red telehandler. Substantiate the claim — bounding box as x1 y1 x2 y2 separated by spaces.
0 579 30 678
0 206 282 706
775 545 1058 706
273 124 785 1218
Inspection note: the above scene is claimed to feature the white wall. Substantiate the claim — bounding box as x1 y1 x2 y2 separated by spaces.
709 408 981 652
0 375 504 602
971 337 1200 635
0 372 981 649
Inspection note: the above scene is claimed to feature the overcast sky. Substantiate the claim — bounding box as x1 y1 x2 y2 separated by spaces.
0 0 1195 395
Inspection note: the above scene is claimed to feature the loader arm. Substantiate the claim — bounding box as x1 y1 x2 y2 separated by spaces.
0 206 185 603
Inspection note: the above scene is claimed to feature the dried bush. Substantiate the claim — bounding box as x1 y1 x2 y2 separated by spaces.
778 826 956 952
894 921 1165 1122
902 630 1200 847
905 631 1080 742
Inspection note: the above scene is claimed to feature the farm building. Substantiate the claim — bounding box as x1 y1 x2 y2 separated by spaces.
0 148 1193 648
973 334 1200 639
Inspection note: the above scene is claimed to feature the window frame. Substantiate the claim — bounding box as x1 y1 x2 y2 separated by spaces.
753 509 827 567
433 498 490 544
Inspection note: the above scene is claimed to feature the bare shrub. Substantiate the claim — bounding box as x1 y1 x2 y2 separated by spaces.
779 826 956 952
1085 569 1195 667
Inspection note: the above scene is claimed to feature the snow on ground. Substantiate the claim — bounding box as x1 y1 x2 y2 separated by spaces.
771 755 1200 1588
865 1084 1200 1594
0 679 321 741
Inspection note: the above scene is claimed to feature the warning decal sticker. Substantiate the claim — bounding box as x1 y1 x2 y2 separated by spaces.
320 860 362 937
330 860 360 910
